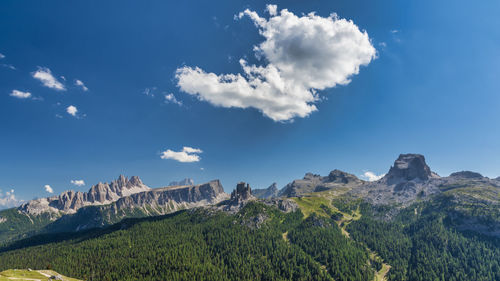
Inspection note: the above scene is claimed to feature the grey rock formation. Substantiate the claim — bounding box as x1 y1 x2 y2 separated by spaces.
449 171 484 179
168 178 195 186
18 175 150 216
279 170 363 197
44 180 229 232
382 154 439 185
252 183 279 199
350 154 441 206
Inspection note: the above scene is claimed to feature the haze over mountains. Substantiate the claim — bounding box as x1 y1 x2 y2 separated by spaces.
0 153 499 243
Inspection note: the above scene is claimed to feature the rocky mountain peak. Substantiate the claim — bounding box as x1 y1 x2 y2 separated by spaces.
326 169 361 184
252 183 279 199
383 154 439 184
168 178 195 186
449 171 483 179
228 182 254 206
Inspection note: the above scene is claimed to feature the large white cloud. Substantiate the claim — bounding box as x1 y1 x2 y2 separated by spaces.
32 67 66 91
160 146 202 162
176 5 376 121
0 189 22 209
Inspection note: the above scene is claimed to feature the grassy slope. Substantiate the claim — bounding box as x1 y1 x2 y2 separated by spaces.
0 269 81 281
292 193 391 281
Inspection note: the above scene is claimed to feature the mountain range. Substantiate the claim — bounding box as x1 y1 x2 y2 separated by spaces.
1 153 499 242
1 153 500 280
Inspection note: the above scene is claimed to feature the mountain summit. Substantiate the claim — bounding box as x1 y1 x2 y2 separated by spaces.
382 154 439 184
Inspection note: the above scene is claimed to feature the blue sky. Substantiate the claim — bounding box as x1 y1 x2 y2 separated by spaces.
1 0 500 207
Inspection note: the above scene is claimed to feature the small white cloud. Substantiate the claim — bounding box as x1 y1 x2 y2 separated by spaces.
0 188 23 209
390 29 399 33
160 146 202 163
32 67 66 91
75 79 88 91
60 76 66 81
164 93 182 106
379 42 387 48
66 105 78 117
0 53 4 59
200 167 205 171
44 184 54 193
266 4 278 16
70 179 85 186
361 171 385 182
9 90 32 99
177 5 376 121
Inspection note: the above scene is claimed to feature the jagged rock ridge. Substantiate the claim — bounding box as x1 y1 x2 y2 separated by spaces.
46 180 229 232
279 170 363 197
19 175 150 216
168 178 195 186
252 183 279 199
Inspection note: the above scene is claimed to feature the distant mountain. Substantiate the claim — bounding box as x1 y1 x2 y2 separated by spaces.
168 178 194 186
278 169 363 197
43 180 228 233
252 183 279 199
19 175 150 216
0 176 227 243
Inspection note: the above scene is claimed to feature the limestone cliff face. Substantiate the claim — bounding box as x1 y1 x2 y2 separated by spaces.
42 180 229 232
18 175 150 216
112 180 227 212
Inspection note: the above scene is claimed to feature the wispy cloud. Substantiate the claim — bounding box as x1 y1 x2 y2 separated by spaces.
70 179 85 186
0 53 5 59
160 146 202 162
75 79 88 91
32 67 66 91
9 90 32 99
2 64 16 70
44 184 54 193
176 5 376 122
142 87 157 97
164 93 182 106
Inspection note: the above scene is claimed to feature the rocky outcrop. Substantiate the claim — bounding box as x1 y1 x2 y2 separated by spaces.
382 154 439 185
252 183 279 199
18 175 150 216
449 171 484 179
279 170 363 197
168 178 195 186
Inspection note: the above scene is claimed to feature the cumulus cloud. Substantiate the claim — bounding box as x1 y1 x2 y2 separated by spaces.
160 146 202 162
75 79 88 91
9 90 32 99
66 105 78 116
165 93 182 106
0 189 23 209
361 171 385 182
44 184 54 193
71 179 85 186
32 67 66 91
176 5 376 121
